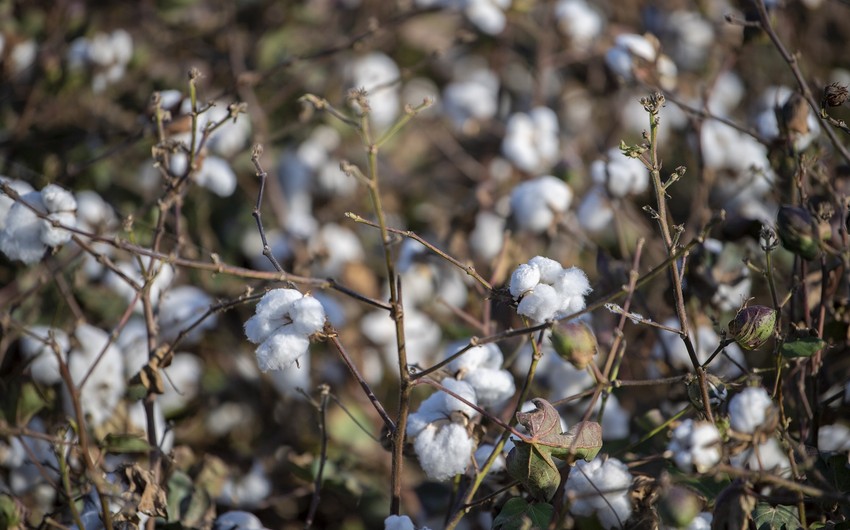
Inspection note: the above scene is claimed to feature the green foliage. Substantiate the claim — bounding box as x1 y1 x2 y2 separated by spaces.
493 498 553 530
753 503 800 530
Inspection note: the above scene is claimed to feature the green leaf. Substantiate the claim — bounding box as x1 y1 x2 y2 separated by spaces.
506 441 561 501
780 337 824 358
102 433 152 454
493 498 553 530
17 382 49 425
753 502 799 530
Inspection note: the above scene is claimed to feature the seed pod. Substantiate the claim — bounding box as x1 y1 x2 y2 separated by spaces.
550 322 597 370
823 82 849 108
776 205 820 260
728 305 777 350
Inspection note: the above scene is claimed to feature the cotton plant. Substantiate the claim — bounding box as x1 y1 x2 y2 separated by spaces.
406 379 479 481
605 33 677 90
243 288 327 372
509 175 573 233
0 183 77 264
564 457 633 529
508 255 591 323
590 146 650 198
666 419 722 473
555 0 603 51
501 107 560 174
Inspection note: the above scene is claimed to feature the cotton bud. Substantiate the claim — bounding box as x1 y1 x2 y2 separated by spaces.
657 485 702 529
776 205 823 260
550 322 597 370
823 82 848 108
728 305 776 350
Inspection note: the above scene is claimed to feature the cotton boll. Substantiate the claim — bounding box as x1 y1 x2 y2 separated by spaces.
502 107 560 173
554 267 592 317
413 422 474 481
667 419 722 472
0 177 35 230
445 341 503 373
269 352 311 399
254 331 310 372
158 286 216 344
159 353 203 415
244 288 306 343
730 437 790 475
104 259 175 312
363 308 441 369
598 394 630 441
217 461 272 508
470 211 506 262
346 52 401 129
465 0 509 35
509 176 572 233
309 223 364 277
75 190 116 234
438 378 479 419
20 326 70 385
539 352 594 401
0 191 48 263
728 387 774 434
194 156 237 197
214 511 268 530
652 317 746 379
564 457 633 529
203 103 252 158
10 39 37 77
287 296 327 336
817 424 850 452
665 11 714 69
517 283 560 322
315 158 356 197
592 148 649 198
384 515 416 530
509 263 541 297
577 186 614 234
555 0 603 51
528 256 564 284
117 318 149 378
463 368 515 407
707 71 745 116
66 324 125 427
442 65 500 132
474 443 506 474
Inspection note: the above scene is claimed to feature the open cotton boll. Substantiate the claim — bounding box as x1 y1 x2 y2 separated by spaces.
664 11 714 69
202 102 252 158
346 52 401 129
474 443 507 474
158 286 216 344
528 256 563 284
194 156 237 197
554 267 591 315
509 176 572 233
509 263 541 298
555 0 603 50
597 394 631 441
667 419 722 473
565 458 633 529
462 368 515 407
0 177 35 230
517 283 561 322
442 64 500 132
217 461 272 509
730 437 790 475
465 0 510 35
117 318 149 378
817 424 850 452
577 185 614 234
104 259 175 312
470 211 506 261
362 308 442 370
728 387 774 434
309 223 364 277
407 379 479 437
66 324 125 427
0 190 52 263
413 422 475 481
160 353 203 415
502 107 560 173
214 511 268 530
591 148 649 198
445 341 503 373
20 326 69 385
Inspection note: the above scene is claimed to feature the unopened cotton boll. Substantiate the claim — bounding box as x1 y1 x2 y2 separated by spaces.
667 419 722 473
728 387 774 434
509 175 573 233
413 422 475 481
564 457 633 529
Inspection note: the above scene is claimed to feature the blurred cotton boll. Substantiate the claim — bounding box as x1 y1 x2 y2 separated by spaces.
754 86 821 151
159 353 204 415
104 259 175 312
509 175 572 233
728 386 774 434
217 461 272 509
361 308 441 374
591 147 649 198
0 177 35 230
606 33 677 90
214 511 269 530
667 419 722 473
346 52 401 129
469 210 506 262
817 424 850 452
564 457 633 529
651 317 746 379
577 185 614 234
158 285 216 345
555 0 603 51
502 107 560 173
464 0 511 35
664 11 714 70
20 326 70 386
65 324 125 427
730 437 791 476
442 60 500 133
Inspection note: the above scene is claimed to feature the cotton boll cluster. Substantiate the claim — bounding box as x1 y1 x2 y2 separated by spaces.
502 107 560 174
728 386 775 435
555 0 603 51
104 259 175 313
753 86 821 152
605 33 677 90
590 147 649 198
443 341 515 407
157 285 216 344
509 256 591 323
66 30 133 92
564 457 633 529
65 324 125 427
651 317 746 379
346 52 401 130
0 184 77 264
442 60 500 133
509 176 573 233
406 379 479 481
20 326 69 385
667 419 722 473
244 288 327 372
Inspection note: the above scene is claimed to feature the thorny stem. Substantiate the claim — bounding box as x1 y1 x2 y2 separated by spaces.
640 92 715 422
